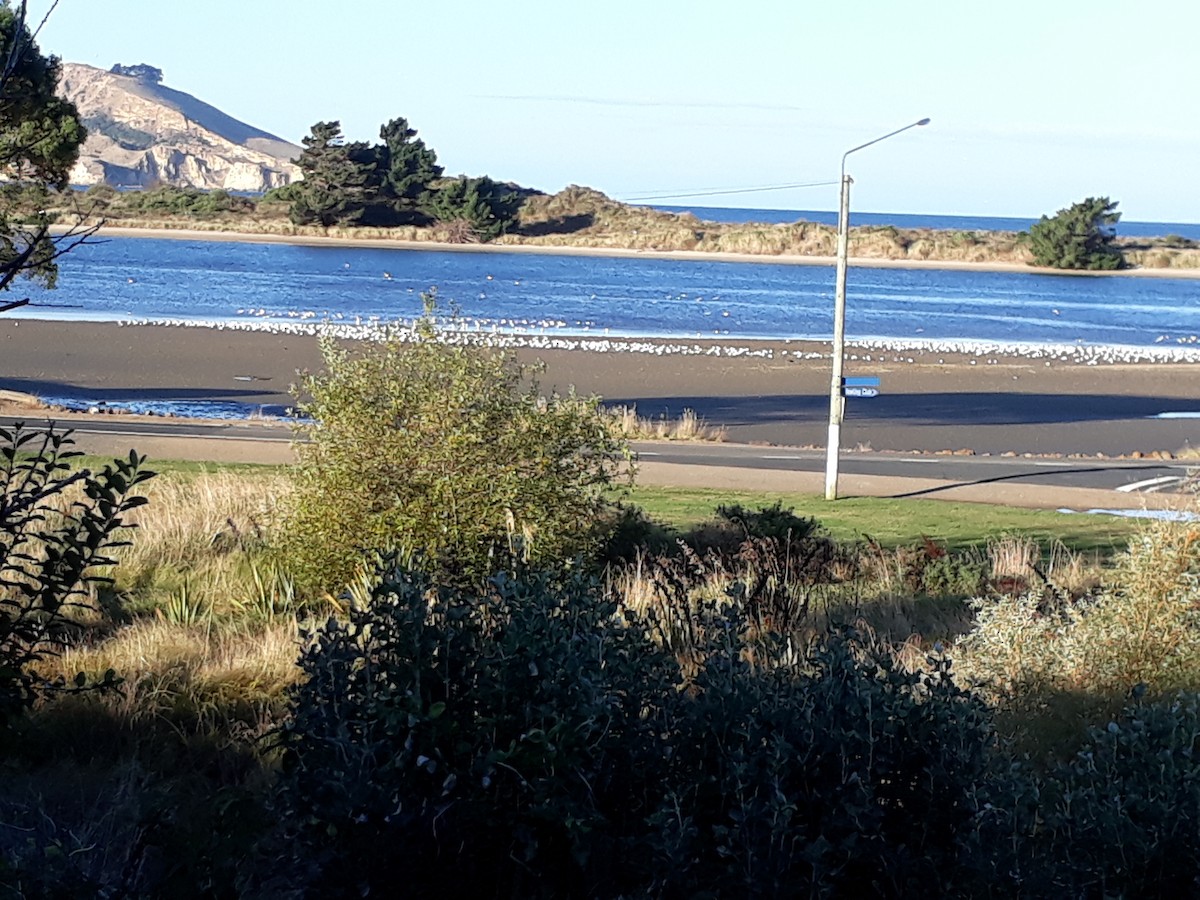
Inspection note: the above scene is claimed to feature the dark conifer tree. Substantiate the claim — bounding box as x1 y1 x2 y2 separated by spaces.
290 121 378 226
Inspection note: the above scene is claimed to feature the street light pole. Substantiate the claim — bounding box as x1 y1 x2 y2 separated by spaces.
824 117 930 501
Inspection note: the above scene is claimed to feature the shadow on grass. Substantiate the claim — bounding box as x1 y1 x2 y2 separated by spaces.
514 212 595 237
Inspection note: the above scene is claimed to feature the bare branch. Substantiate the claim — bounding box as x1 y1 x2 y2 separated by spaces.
28 0 60 43
0 297 29 313
0 1 28 98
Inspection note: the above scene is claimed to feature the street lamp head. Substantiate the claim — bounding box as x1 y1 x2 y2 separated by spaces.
917 117 931 126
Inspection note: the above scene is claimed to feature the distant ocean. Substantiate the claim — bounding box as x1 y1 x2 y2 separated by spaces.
648 205 1200 241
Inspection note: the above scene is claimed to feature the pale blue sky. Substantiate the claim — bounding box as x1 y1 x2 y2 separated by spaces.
33 0 1200 222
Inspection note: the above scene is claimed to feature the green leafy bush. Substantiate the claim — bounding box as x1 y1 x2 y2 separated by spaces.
984 693 1200 896
277 302 630 596
715 500 822 543
274 563 682 897
273 563 999 897
0 423 153 726
921 552 989 597
652 630 995 897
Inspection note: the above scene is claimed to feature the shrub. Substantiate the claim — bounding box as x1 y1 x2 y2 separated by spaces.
957 523 1200 699
920 552 988 597
426 175 522 242
986 693 1200 896
273 563 999 897
273 563 682 898
277 300 630 596
651 630 996 898
0 423 152 726
715 500 822 543
1027 196 1125 270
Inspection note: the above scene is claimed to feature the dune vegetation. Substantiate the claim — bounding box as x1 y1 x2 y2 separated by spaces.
23 180 1200 270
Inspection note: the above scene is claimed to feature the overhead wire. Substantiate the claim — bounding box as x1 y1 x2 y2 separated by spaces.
620 180 838 203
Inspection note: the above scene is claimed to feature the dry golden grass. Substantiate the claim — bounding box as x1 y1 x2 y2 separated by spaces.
606 405 727 442
957 522 1200 699
105 471 296 619
987 535 1099 596
52 618 300 728
46 185 1200 269
1124 246 1200 269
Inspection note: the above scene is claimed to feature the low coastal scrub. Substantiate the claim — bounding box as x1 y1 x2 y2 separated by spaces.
278 300 629 597
31 182 1200 269
8 497 1199 895
5 429 1200 893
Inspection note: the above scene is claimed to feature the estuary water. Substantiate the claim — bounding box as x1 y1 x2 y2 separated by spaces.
19 236 1200 359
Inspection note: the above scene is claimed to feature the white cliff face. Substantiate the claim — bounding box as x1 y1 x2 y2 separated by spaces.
59 63 302 192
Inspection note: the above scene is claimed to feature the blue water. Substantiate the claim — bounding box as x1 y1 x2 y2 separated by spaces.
650 205 1200 240
18 236 1200 350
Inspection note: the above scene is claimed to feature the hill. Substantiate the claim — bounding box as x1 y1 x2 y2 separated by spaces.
58 62 301 192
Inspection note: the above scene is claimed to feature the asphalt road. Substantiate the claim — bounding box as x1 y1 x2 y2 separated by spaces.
4 414 1193 497
601 390 1200 458
632 442 1195 497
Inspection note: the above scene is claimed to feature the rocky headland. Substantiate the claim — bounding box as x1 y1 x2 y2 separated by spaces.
58 62 300 192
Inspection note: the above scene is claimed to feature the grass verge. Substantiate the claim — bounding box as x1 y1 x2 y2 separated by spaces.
622 485 1138 552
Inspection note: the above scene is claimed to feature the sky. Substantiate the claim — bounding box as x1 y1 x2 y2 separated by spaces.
30 0 1200 222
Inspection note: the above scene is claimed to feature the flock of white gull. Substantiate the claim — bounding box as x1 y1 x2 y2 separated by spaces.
114 314 1200 366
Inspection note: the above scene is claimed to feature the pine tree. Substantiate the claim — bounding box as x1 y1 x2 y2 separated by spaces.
427 176 521 242
290 121 379 227
376 117 442 223
1027 197 1126 270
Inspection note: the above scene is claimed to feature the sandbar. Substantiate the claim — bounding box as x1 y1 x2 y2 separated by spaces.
2 320 1199 457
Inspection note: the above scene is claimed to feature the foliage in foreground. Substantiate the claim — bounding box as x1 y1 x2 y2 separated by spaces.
279 304 629 597
273 563 995 898
0 1 91 306
0 423 152 725
957 523 1200 699
5 498 1200 894
1027 195 1126 270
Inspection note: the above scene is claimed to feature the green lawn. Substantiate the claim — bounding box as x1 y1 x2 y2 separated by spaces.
623 486 1139 554
68 455 1140 555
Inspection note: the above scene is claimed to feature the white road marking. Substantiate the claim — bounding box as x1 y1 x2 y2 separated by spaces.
1150 412 1200 419
1116 475 1184 493
636 451 661 457
894 458 940 464
760 455 807 460
1032 461 1076 467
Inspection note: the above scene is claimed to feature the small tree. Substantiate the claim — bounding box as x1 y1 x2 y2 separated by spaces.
0 0 96 313
279 299 630 596
1027 196 1125 270
289 120 379 227
427 175 522 242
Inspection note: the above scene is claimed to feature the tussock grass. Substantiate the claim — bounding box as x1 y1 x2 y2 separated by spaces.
606 404 726 441
108 471 296 620
43 185 1200 267
956 522 1200 700
51 618 299 730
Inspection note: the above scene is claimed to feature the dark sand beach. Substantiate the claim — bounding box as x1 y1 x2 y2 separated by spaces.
2 320 1199 457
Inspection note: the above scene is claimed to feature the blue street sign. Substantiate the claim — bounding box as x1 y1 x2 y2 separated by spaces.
843 387 879 398
842 376 881 388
